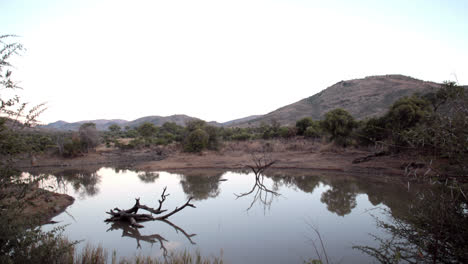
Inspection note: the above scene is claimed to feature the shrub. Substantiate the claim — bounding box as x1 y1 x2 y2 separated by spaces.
321 108 356 146
296 117 314 135
232 132 251 141
304 124 321 139
183 128 209 153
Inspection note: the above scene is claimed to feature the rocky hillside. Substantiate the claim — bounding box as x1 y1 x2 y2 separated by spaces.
233 75 442 127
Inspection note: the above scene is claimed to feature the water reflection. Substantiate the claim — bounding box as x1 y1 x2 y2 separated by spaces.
176 169 224 200
137 171 159 183
53 169 101 198
235 171 280 211
36 167 431 263
354 187 468 263
106 219 196 256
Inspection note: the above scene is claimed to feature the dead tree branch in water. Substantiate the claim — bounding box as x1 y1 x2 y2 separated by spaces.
235 151 280 210
104 187 195 228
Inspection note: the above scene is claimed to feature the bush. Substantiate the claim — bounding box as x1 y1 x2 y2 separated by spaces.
321 108 356 146
304 124 321 139
296 117 314 135
183 128 209 153
355 117 387 146
231 132 251 141
137 122 158 138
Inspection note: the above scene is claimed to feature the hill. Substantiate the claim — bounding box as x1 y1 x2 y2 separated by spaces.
43 115 201 131
232 75 442 127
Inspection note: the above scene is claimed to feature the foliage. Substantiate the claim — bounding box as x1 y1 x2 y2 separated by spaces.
279 126 297 139
296 117 314 136
79 122 99 152
401 83 467 177
137 122 159 138
183 128 209 153
354 186 468 263
62 134 82 157
304 122 321 139
385 95 431 132
321 108 356 146
0 34 74 263
355 116 387 146
108 124 121 133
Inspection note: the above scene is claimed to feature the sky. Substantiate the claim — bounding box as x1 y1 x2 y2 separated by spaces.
2 0 467 124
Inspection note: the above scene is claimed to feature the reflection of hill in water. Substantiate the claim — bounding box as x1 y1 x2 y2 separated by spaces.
171 169 226 201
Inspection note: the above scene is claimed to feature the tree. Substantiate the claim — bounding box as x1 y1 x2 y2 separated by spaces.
137 122 158 138
296 117 314 135
385 95 430 132
79 122 99 152
183 128 209 153
321 108 356 146
108 124 121 133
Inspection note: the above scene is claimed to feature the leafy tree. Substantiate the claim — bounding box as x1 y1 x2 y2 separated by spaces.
296 117 314 135
304 123 321 139
137 122 158 138
321 108 356 146
385 95 431 132
79 122 99 152
183 128 209 153
185 119 206 132
355 117 387 146
279 126 296 139
108 124 121 133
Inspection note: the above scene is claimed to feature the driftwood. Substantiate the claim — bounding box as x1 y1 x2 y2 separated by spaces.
105 187 195 228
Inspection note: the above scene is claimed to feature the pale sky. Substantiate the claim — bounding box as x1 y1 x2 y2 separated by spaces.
2 0 467 124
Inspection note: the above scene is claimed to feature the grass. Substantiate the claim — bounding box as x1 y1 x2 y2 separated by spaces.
70 243 223 264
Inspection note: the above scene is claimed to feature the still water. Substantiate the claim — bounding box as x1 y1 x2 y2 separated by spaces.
34 167 414 263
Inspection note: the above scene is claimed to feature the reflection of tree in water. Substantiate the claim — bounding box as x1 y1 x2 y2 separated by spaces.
320 186 357 216
53 169 101 198
265 170 321 193
354 186 468 263
137 171 159 183
178 170 224 200
293 175 320 193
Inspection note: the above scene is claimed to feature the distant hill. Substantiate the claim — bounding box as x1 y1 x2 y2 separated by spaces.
232 75 442 127
43 119 128 131
221 115 262 127
43 115 201 131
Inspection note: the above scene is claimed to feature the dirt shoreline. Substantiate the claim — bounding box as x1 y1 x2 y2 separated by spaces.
22 139 412 176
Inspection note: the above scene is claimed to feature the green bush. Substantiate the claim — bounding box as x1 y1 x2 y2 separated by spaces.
231 132 251 141
296 117 314 135
304 124 321 139
183 128 209 153
321 108 356 146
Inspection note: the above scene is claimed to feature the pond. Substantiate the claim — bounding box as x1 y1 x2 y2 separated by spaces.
31 167 416 263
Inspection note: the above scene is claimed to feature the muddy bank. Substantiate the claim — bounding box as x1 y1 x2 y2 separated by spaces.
135 140 411 177
2 186 75 225
18 140 417 178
